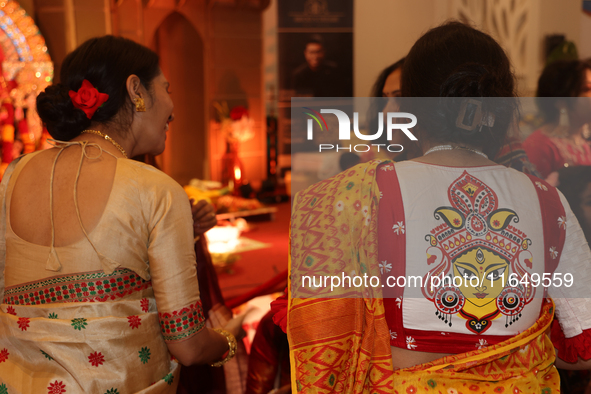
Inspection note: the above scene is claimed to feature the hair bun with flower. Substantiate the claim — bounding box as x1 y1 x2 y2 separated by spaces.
68 79 109 119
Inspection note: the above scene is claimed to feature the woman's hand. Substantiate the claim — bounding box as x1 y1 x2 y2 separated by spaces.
268 384 292 394
166 307 252 366
191 199 217 236
223 307 253 341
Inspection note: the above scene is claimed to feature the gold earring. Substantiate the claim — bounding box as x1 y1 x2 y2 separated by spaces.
134 97 146 112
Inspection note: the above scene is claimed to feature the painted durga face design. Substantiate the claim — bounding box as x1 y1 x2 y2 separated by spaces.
453 248 508 308
422 171 535 334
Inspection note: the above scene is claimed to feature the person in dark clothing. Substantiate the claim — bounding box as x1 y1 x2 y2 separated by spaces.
292 35 343 97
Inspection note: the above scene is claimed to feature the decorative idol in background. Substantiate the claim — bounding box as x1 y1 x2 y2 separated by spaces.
214 102 254 192
0 1 54 178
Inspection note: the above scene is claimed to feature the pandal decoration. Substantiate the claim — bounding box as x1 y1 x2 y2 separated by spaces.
0 0 53 177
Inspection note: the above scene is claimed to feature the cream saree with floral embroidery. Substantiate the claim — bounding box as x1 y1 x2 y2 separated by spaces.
0 286 180 394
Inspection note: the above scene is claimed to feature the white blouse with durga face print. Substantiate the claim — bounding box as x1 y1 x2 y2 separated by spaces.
377 161 591 358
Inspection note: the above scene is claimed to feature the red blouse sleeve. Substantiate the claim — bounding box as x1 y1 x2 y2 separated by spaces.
551 318 591 363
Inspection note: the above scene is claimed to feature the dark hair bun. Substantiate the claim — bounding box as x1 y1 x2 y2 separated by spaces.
440 63 499 98
36 35 160 141
36 83 91 140
436 63 515 140
400 21 517 158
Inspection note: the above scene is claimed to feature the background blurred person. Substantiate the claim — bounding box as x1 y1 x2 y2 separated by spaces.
556 165 591 241
524 60 591 179
364 58 421 161
245 310 291 394
178 199 250 394
292 35 344 97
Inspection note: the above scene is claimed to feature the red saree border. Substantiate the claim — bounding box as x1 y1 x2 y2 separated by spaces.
159 300 206 343
2 268 151 305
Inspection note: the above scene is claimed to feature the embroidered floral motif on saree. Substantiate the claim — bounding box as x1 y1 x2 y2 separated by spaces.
0 292 183 393
158 301 206 342
2 268 151 305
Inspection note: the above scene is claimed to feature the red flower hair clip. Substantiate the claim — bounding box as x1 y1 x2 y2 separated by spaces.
69 79 109 119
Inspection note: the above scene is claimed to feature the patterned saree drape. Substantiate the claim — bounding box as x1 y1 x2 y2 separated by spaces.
286 161 560 394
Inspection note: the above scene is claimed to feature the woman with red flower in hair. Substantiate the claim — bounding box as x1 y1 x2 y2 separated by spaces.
0 36 245 393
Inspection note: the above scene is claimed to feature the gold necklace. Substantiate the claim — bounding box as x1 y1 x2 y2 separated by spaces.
81 129 128 158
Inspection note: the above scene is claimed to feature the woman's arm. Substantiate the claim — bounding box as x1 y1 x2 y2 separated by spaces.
168 312 246 366
168 326 229 366
548 192 591 367
555 354 591 370
140 167 240 365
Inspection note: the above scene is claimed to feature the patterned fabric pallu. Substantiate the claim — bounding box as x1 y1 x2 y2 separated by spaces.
287 161 563 394
391 299 559 394
288 160 394 393
0 144 207 393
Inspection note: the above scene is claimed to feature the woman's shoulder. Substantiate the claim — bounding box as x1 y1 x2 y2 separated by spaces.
118 160 187 202
120 160 180 186
299 161 383 194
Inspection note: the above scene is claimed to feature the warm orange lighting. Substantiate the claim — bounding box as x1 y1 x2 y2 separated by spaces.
234 166 242 181
206 226 240 254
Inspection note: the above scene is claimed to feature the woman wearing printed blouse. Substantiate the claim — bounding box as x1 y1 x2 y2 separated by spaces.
287 22 591 393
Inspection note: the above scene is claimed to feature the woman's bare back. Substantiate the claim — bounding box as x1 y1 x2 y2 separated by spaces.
10 145 117 247
391 346 454 370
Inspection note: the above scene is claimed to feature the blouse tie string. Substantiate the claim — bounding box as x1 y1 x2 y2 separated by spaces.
45 140 120 274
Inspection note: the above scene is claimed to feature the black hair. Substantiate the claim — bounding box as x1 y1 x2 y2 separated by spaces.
369 58 405 98
305 34 324 48
366 58 405 148
339 152 361 171
36 35 160 140
536 60 591 123
556 165 591 241
400 21 517 158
